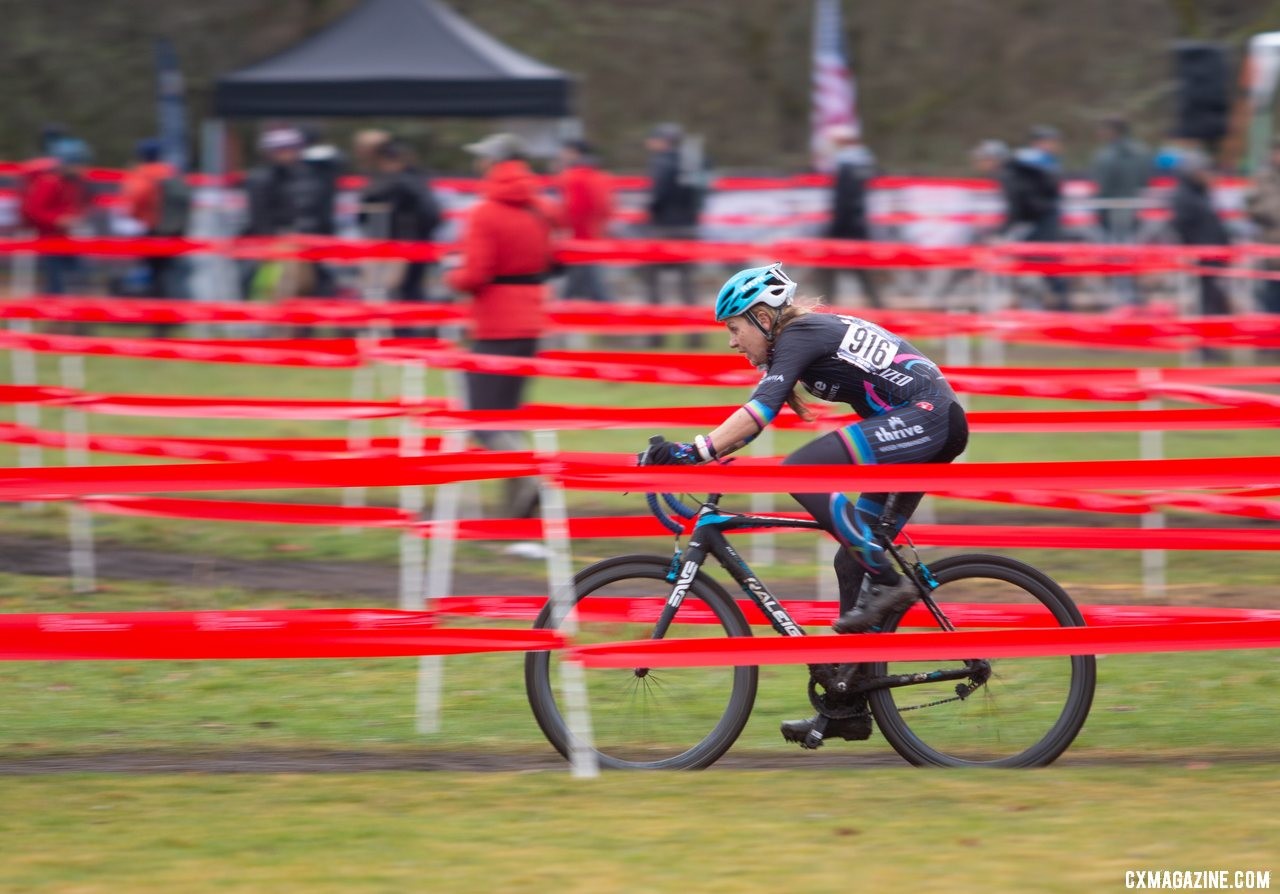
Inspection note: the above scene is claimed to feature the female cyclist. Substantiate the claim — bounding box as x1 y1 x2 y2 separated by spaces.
641 262 969 746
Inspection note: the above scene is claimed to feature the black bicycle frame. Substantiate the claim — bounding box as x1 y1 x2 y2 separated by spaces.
648 494 822 641
643 493 983 695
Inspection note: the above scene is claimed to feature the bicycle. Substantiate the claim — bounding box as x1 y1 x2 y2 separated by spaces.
525 485 1097 770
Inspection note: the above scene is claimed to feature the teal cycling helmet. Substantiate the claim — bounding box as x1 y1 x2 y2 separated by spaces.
714 262 797 338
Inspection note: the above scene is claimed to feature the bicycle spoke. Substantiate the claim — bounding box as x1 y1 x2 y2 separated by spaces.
526 556 757 770
868 556 1095 768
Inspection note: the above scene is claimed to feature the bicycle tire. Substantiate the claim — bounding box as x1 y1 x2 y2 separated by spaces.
867 554 1096 768
525 555 758 770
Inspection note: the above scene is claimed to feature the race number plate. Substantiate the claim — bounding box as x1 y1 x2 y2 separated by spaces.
836 318 899 371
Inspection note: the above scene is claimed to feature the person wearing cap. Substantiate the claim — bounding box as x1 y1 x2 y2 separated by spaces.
1171 149 1232 335
937 139 1014 300
245 126 339 238
639 262 969 747
358 138 443 308
241 126 334 298
1003 125 1070 309
20 137 93 294
119 137 189 308
643 122 708 345
969 139 1014 239
446 132 560 517
820 124 883 309
1090 118 1152 306
244 127 308 237
1244 138 1280 319
557 138 614 302
1091 117 1152 243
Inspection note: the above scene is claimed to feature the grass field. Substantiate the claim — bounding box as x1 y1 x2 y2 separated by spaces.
3 768 1277 894
1 576 1277 892
0 335 1276 891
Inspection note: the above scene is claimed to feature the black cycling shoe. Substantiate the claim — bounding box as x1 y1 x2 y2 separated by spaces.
832 577 918 634
780 712 873 750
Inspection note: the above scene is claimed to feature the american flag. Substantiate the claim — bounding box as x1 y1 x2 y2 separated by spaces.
811 0 860 172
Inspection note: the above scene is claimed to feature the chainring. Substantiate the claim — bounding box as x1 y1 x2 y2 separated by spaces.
806 663 871 719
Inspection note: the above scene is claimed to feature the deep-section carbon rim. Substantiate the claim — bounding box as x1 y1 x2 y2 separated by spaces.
525 555 758 770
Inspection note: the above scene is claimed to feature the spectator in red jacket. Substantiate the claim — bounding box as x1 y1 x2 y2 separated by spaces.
557 138 613 302
445 132 559 516
20 137 92 294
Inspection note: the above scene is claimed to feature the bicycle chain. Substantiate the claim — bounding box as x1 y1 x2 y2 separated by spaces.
809 663 989 714
895 678 986 712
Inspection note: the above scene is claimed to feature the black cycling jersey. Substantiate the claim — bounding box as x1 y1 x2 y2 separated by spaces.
742 312 957 427
724 310 969 595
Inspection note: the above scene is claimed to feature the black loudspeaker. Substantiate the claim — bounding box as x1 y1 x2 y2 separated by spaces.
1172 41 1230 144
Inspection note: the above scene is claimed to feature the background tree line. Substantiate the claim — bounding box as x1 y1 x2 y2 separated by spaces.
2 0 1278 174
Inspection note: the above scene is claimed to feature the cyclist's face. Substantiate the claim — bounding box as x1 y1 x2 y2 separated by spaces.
725 313 768 366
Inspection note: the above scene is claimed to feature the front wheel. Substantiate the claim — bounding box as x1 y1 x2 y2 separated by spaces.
525 555 758 770
867 555 1096 768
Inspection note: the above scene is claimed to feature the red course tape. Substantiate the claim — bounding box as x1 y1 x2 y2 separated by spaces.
0 453 1274 500
572 620 1280 668
430 598 1280 627
3 605 1274 662
0 609 563 660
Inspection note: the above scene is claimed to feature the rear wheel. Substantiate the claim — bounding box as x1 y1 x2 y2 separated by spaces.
525 555 758 769
867 555 1096 768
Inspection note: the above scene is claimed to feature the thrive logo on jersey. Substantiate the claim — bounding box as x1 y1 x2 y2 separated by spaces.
873 416 925 442
809 379 841 400
667 560 700 607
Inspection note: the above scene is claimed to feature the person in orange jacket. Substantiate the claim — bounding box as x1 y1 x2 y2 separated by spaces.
445 132 561 516
557 138 613 302
120 138 185 299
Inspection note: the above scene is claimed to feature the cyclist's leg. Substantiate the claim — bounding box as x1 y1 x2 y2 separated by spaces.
780 429 884 745
783 433 920 595
780 402 967 745
827 492 908 596
834 405 968 630
785 401 967 605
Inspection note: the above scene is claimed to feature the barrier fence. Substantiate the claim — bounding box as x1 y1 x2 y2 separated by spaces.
0 324 1274 596
4 232 1280 275
2 329 1280 380
0 168 1257 233
0 304 1274 353
2 606 1277 663
1 286 1275 776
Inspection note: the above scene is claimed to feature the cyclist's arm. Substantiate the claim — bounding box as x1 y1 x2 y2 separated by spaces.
705 323 828 459
704 406 766 459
